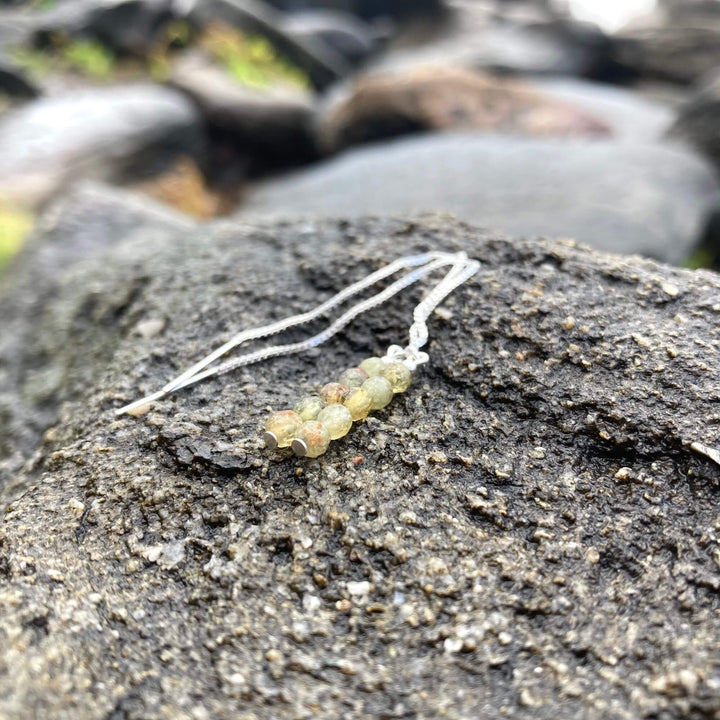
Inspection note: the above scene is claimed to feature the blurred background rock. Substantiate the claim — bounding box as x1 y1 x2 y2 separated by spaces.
1 0 720 268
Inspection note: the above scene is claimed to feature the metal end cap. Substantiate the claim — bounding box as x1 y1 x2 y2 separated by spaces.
291 438 308 457
263 431 278 451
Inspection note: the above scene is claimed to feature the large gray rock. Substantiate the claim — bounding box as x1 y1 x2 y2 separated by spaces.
0 84 203 208
669 69 720 168
2 205 720 718
241 134 720 264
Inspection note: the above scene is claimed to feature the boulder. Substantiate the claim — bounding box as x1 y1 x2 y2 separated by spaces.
2 207 720 718
371 1 615 80
186 0 352 90
0 58 38 100
612 2 720 86
0 84 203 209
32 0 178 57
669 69 720 167
169 50 318 173
316 66 611 153
282 8 383 66
241 134 720 264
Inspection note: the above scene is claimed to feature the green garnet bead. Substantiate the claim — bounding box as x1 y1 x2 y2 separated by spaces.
292 421 331 458
317 404 353 440
359 357 385 377
361 375 394 410
293 395 325 421
338 367 369 388
382 362 412 393
319 382 348 405
264 410 302 450
343 387 373 421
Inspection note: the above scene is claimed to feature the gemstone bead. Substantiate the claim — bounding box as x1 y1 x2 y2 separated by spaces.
359 357 385 377
293 395 325 421
338 367 369 388
361 376 394 410
292 421 331 458
382 361 412 393
264 410 302 449
319 382 348 405
343 387 373 421
317 405 353 440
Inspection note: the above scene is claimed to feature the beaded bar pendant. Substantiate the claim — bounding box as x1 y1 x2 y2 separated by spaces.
263 354 412 458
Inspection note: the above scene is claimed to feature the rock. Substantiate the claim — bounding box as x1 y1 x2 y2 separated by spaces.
0 57 39 99
372 1 615 80
261 0 443 21
530 76 674 142
669 69 720 167
186 0 352 90
612 3 720 86
241 134 720 264
0 182 196 504
316 66 611 153
169 50 318 173
32 0 178 56
0 84 203 209
3 209 720 718
282 8 383 66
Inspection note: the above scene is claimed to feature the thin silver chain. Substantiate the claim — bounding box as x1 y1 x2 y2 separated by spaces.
116 251 479 416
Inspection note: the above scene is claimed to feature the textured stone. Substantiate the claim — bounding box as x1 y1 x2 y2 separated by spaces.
2 208 720 718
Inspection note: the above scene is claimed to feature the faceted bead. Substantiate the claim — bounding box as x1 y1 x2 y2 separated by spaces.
338 367 369 388
317 405 353 440
292 420 331 458
343 387 373 421
361 376 394 410
293 395 325 421
382 362 412 393
319 382 348 405
359 357 385 377
264 410 302 449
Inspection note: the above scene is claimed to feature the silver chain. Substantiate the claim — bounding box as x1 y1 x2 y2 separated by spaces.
116 251 479 416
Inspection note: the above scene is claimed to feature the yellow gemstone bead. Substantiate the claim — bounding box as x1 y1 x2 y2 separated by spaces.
264 410 302 449
343 387 373 421
293 395 325 421
338 367 369 388
382 362 412 393
359 357 385 376
292 420 331 458
361 376 394 410
317 405 353 440
319 382 348 405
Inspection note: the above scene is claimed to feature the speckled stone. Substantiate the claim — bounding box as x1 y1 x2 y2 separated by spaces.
2 207 720 720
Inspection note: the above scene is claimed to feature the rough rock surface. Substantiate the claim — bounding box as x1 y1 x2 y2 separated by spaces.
241 134 720 264
2 203 720 719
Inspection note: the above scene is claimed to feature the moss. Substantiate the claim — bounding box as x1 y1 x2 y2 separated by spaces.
200 23 309 90
60 39 116 80
0 206 34 270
